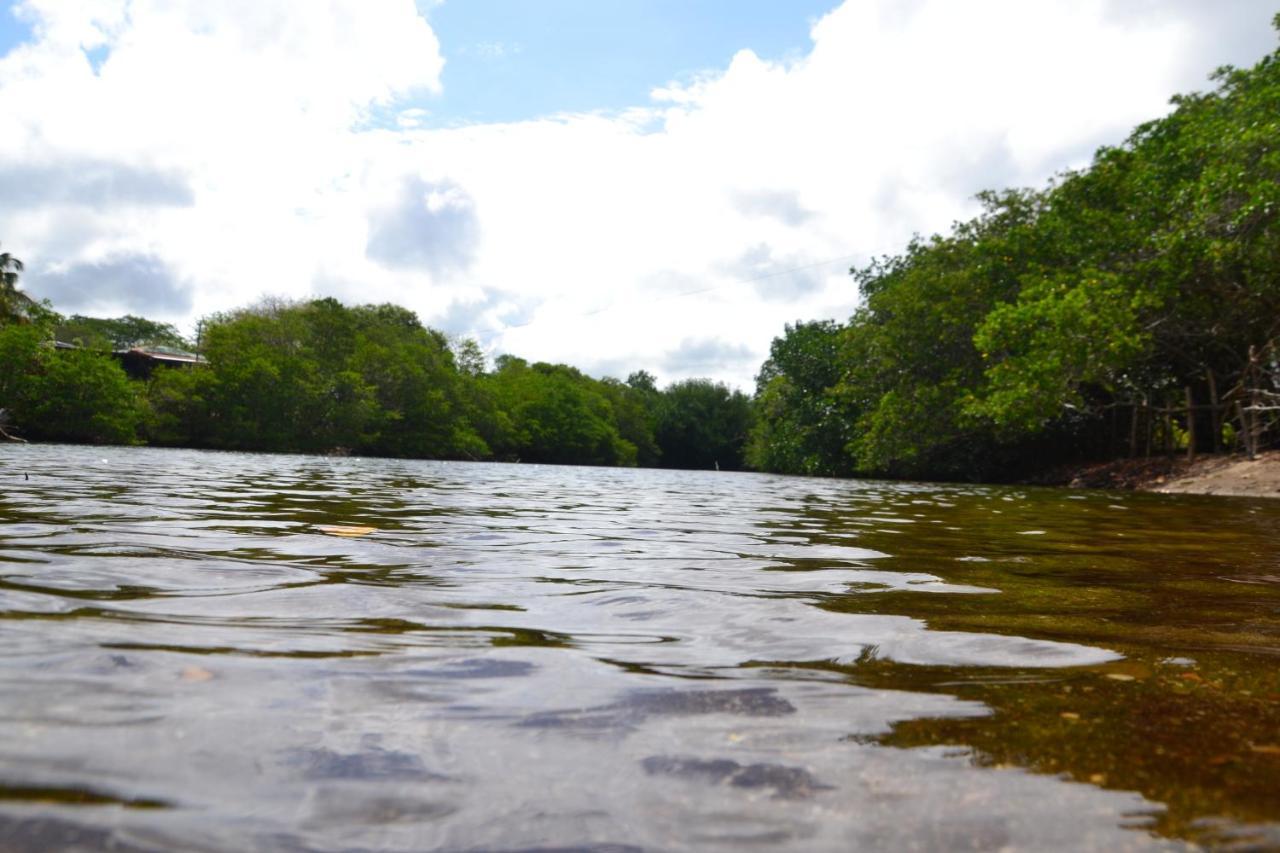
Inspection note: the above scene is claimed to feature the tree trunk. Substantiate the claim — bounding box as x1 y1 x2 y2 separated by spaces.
1237 400 1255 459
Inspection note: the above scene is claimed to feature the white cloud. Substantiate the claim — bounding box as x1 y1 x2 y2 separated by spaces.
0 0 1273 387
0 0 444 317
366 176 479 275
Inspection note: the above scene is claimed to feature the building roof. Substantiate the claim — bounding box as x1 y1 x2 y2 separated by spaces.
117 346 206 365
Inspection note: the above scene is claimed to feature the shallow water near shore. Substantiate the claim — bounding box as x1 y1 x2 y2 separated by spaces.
1 445 1278 851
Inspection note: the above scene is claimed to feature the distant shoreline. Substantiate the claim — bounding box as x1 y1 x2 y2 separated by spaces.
6 439 1280 497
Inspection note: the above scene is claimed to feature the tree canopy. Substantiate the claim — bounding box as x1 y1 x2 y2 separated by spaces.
56 314 190 351
0 245 37 326
0 291 748 467
748 26 1280 480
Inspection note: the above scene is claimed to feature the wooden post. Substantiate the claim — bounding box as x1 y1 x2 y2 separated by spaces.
1109 403 1117 457
1144 399 1153 458
1247 345 1260 460
1206 369 1220 453
1185 386 1196 462
1129 401 1139 458
1251 386 1262 460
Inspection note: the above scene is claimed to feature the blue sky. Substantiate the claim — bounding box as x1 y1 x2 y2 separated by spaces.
0 4 29 54
421 0 838 123
0 0 839 125
0 0 1276 386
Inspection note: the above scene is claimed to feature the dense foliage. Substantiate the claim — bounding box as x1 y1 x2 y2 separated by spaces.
749 25 1280 481
55 314 190 351
0 291 752 469
0 313 142 444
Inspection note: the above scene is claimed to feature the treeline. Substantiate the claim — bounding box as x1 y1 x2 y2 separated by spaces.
749 22 1280 481
5 26 1278 482
0 296 752 469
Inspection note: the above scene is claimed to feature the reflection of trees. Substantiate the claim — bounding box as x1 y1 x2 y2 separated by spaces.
810 486 1280 847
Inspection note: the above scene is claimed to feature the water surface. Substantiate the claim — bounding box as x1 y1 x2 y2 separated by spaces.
1 445 1278 851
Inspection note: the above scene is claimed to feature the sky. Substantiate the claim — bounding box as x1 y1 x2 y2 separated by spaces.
0 1 1275 389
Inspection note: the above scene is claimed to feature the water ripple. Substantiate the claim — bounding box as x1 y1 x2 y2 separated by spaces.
1 445 1276 850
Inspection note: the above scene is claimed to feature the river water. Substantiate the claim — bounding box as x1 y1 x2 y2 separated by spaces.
1 445 1278 851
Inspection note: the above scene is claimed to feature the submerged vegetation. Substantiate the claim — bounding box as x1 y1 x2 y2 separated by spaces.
2 24 1279 479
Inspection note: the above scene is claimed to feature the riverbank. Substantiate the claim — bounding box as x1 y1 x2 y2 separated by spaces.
1053 451 1280 498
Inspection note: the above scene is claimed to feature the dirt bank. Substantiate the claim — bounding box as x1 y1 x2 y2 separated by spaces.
1056 451 1280 498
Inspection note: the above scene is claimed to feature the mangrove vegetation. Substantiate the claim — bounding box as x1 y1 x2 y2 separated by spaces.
749 24 1280 480
0 294 752 469
2 24 1279 479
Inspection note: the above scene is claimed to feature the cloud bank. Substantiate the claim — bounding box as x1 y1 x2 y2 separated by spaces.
0 0 1274 387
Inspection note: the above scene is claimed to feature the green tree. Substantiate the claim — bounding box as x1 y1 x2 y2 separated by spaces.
0 323 50 435
0 245 36 325
836 189 1047 478
18 347 142 444
171 298 486 457
1 308 143 445
751 22 1280 479
747 320 850 475
600 375 661 467
451 337 488 377
350 304 486 459
626 370 658 394
56 314 191 351
656 379 752 470
143 365 218 446
481 358 635 465
968 37 1280 442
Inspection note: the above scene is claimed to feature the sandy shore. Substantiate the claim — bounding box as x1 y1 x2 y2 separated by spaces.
1059 451 1280 498
1145 450 1280 498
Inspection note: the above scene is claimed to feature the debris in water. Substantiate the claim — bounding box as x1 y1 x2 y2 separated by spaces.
181 666 214 683
316 525 377 537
